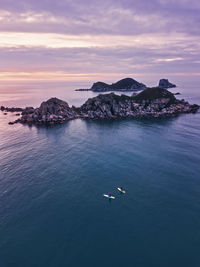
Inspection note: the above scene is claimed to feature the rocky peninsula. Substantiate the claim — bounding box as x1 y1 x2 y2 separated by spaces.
2 87 199 126
76 78 147 92
0 106 24 112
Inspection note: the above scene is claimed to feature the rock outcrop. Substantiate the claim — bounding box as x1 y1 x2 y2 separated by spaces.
158 79 176 89
20 98 78 124
76 78 147 92
3 88 199 125
79 87 198 119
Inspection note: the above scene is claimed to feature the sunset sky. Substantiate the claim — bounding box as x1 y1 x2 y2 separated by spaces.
0 0 200 82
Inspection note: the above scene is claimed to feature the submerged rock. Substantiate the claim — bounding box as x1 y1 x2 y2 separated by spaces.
6 88 199 125
75 88 91 91
158 79 176 89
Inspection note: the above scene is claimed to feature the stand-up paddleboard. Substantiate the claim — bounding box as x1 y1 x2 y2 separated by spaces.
103 194 115 199
117 188 126 194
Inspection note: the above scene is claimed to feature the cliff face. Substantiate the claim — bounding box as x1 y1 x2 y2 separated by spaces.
5 87 199 125
91 78 147 92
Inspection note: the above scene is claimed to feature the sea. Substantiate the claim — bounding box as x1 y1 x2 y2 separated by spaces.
0 79 200 267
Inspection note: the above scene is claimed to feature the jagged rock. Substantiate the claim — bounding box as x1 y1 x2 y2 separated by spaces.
20 98 78 124
158 79 176 89
189 104 199 113
21 107 34 115
80 93 132 118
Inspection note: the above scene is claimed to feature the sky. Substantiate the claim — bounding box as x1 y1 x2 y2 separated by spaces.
0 0 200 83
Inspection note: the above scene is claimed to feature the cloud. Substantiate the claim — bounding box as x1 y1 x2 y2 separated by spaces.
155 57 184 62
0 44 199 80
0 0 200 35
1 31 200 50
0 0 200 81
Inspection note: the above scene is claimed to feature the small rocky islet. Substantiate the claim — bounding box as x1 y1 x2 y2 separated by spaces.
158 79 176 89
1 87 199 126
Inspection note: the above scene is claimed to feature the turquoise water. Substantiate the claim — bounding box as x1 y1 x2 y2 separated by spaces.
0 81 200 267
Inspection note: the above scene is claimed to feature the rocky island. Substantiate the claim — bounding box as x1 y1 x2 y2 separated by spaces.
2 87 199 126
158 79 176 89
76 78 147 92
76 77 177 92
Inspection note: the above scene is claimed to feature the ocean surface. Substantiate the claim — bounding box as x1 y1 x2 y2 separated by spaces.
0 80 200 267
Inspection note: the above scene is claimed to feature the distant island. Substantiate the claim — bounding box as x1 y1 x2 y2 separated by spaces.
76 77 176 92
76 78 147 92
1 87 199 126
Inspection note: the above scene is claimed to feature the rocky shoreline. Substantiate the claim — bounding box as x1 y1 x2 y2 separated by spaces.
1 87 199 126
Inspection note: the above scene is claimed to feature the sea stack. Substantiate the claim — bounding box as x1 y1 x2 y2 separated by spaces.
158 79 176 89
